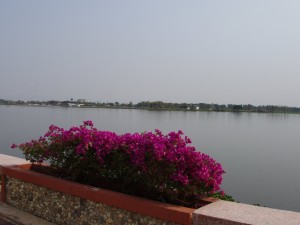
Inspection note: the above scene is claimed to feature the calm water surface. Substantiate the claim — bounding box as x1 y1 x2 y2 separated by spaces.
1 105 300 212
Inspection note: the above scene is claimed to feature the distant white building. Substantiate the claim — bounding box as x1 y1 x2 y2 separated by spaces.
68 103 83 107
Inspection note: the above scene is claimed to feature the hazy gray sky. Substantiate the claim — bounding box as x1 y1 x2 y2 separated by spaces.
1 1 300 106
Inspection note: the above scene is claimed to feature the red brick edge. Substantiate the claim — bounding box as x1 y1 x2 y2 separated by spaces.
1 164 218 225
1 173 6 203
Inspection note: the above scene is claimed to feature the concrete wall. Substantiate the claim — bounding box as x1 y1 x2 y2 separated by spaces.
6 177 179 225
1 155 300 225
8 175 300 225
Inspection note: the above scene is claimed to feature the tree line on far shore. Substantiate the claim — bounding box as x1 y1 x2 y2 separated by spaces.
1 99 300 114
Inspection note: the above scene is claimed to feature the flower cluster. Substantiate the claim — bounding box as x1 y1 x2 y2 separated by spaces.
12 121 225 206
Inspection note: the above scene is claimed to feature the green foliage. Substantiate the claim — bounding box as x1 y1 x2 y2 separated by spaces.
210 191 235 202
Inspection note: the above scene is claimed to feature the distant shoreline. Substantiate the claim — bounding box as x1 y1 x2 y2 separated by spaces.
1 103 300 115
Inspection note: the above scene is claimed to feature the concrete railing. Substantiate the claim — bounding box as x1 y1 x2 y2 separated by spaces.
1 154 300 225
193 200 300 225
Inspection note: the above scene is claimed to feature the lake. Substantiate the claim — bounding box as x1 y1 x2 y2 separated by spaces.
1 105 299 212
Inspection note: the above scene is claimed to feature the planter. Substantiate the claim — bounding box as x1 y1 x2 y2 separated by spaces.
1 164 217 225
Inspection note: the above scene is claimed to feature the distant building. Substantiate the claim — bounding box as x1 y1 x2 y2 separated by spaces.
68 103 77 107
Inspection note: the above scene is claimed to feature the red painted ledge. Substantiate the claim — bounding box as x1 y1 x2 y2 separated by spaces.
1 164 217 225
1 173 6 202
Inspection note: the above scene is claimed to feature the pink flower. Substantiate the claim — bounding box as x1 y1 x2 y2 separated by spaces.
13 120 225 202
11 143 17 149
83 120 93 127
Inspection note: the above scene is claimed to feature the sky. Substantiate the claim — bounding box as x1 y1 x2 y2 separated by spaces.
1 0 300 106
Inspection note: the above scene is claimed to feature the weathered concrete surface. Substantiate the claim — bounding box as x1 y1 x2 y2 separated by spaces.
0 154 27 174
0 155 53 224
193 200 300 225
0 202 56 225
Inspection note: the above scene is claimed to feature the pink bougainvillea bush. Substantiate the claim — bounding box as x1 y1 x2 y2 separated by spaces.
12 121 225 207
